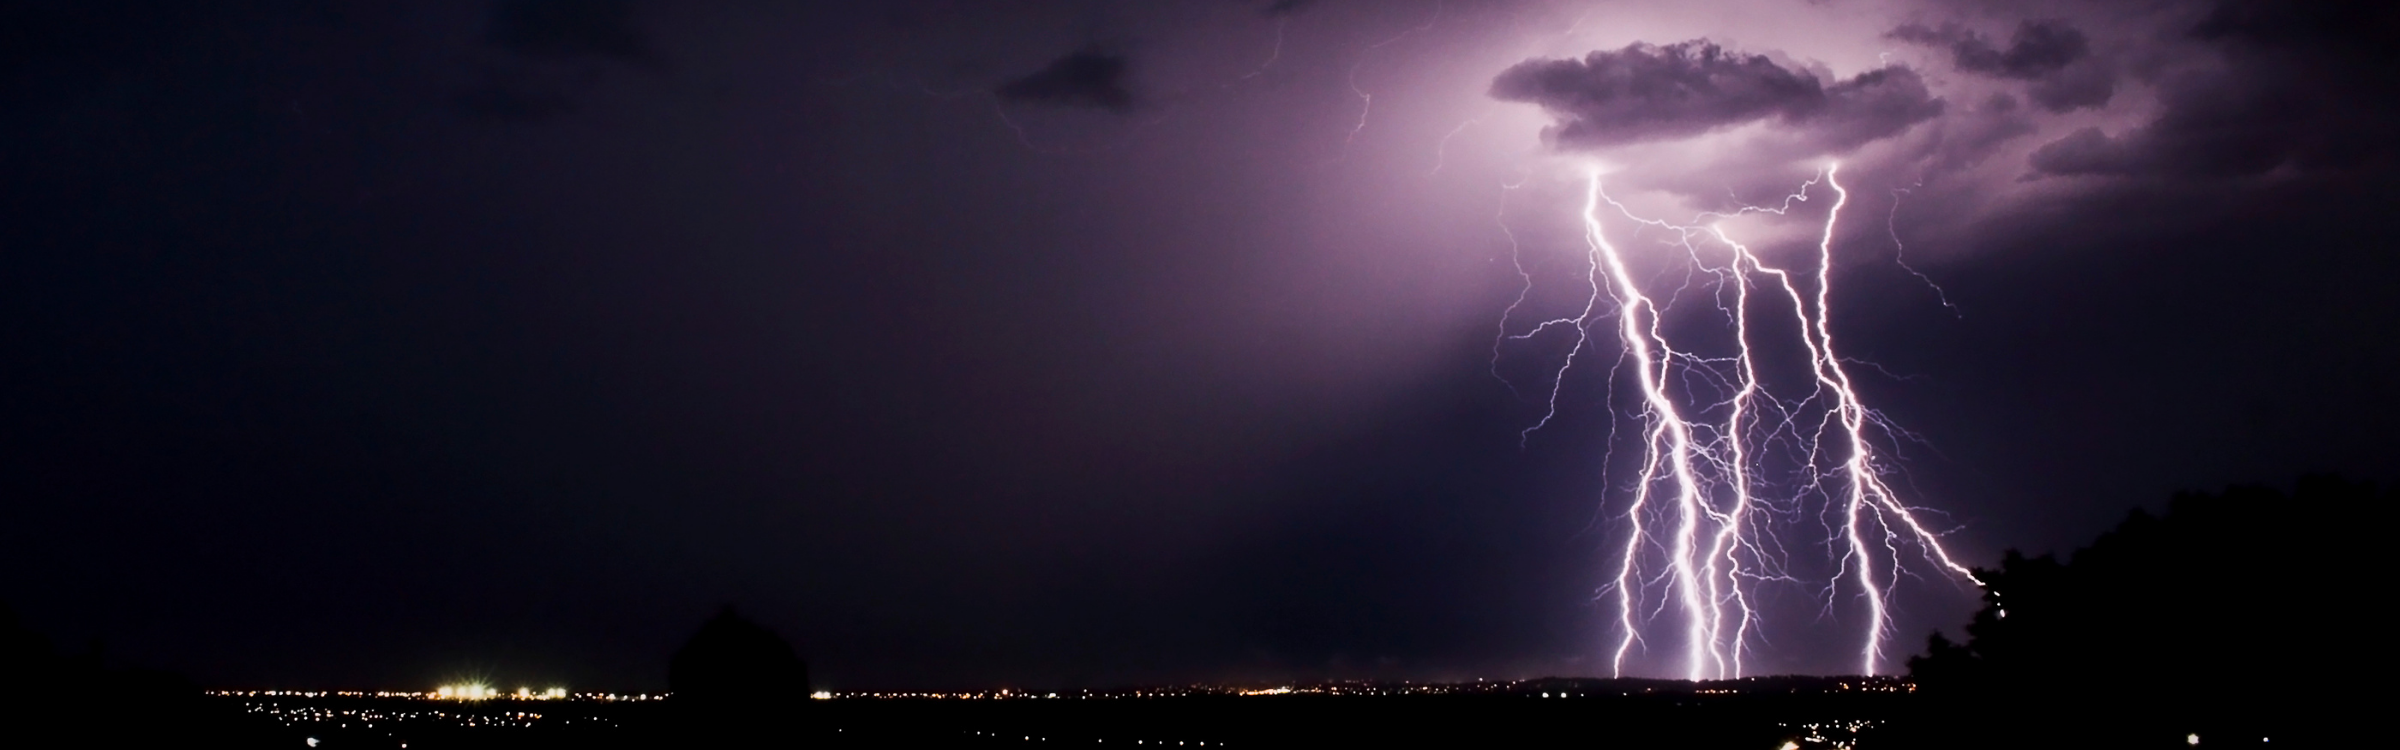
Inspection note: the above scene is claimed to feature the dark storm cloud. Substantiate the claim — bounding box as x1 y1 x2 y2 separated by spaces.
2026 0 2399 178
1262 0 1319 17
1814 66 1947 149
2024 77 2365 178
997 48 1136 112
1887 19 2112 112
458 0 655 122
1488 40 1941 151
2192 0 2400 56
1888 20 2083 80
486 0 648 61
1928 93 2038 171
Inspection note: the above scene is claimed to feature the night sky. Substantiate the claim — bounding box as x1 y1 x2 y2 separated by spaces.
3 0 2393 692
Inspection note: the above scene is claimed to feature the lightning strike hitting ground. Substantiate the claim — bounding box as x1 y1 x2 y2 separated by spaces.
1500 165 1980 679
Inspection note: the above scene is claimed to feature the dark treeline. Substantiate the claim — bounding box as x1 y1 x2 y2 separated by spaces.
1895 475 2382 747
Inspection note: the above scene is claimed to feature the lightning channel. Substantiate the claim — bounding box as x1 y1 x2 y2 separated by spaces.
1505 165 1981 679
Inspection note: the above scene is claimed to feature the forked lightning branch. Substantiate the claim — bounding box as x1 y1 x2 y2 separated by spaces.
1501 164 1980 680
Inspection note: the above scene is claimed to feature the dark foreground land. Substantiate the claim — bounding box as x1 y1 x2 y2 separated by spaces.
128 677 2308 749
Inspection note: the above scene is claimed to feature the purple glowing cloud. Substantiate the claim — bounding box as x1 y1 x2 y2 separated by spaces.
1489 40 1940 152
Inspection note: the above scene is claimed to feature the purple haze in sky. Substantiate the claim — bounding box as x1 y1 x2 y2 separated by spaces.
0 0 2392 688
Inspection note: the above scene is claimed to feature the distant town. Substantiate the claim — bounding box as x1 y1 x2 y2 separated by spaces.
202 675 1919 748
214 673 1917 704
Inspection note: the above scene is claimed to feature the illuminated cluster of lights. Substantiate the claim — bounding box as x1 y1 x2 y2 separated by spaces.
210 689 656 702
434 684 495 701
237 702 569 730
813 676 1907 702
428 684 566 700
820 681 1497 701
1776 719 1885 750
1252 684 1455 697
1503 165 1979 678
218 676 1910 706
970 730 1224 745
220 690 643 742
822 688 1066 700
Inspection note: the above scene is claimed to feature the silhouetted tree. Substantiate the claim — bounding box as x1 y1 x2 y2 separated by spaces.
671 605 812 700
1903 476 2381 747
665 605 814 746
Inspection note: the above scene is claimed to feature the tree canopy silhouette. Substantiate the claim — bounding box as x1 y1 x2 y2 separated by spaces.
670 605 811 704
1906 476 2381 745
662 605 816 746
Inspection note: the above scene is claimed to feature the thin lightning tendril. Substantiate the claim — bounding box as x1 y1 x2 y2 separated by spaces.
1491 180 1536 403
1334 1 1446 161
1236 19 1288 82
1510 165 1981 679
1430 118 1484 176
1887 183 1960 316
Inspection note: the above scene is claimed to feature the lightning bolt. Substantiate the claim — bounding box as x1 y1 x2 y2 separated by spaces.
1429 118 1484 176
1887 183 1961 316
1331 1 1447 161
1509 165 1980 679
1236 18 1288 82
